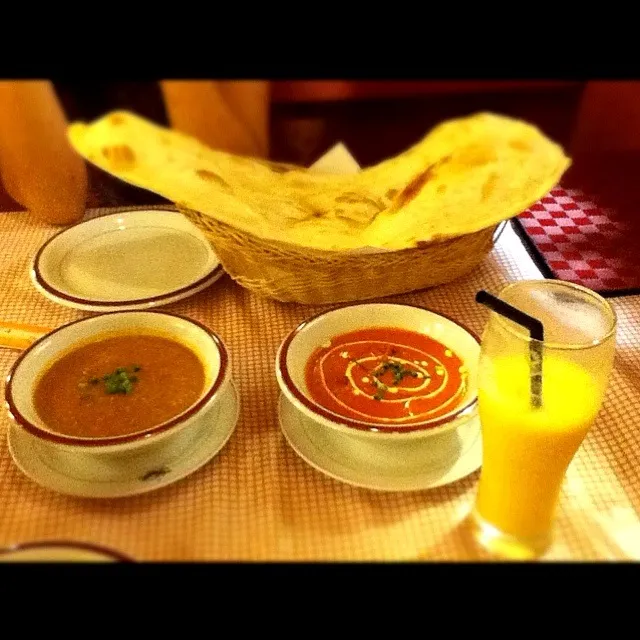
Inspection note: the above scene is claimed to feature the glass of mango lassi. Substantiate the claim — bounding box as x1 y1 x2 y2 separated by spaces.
471 280 617 560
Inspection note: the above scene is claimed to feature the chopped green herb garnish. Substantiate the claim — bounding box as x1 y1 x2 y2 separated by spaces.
370 376 388 400
349 355 420 402
370 359 421 399
91 365 141 395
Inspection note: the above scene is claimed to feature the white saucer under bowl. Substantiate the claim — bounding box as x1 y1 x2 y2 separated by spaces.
7 381 240 499
31 209 224 312
278 393 481 492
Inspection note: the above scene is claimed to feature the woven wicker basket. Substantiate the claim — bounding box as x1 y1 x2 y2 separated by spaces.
178 205 502 305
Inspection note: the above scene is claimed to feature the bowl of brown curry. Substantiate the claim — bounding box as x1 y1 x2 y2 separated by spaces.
4 311 231 483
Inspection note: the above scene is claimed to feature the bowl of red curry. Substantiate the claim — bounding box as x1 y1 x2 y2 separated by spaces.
4 311 231 481
276 303 480 440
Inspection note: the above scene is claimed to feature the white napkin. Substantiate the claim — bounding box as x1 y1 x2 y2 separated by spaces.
307 142 395 254
310 143 361 174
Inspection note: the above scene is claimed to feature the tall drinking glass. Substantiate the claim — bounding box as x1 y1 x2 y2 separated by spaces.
471 280 617 560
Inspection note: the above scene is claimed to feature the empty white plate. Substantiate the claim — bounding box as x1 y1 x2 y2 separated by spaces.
278 394 482 492
31 209 224 312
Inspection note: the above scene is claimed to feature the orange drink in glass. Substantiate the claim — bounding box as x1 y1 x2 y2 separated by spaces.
472 280 617 559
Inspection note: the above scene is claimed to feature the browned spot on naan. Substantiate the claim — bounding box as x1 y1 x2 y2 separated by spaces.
268 161 301 174
481 172 499 201
297 201 327 219
251 158 302 174
334 213 366 227
387 154 454 213
334 192 386 213
101 145 136 170
196 169 232 192
109 114 125 125
389 165 436 212
455 144 497 168
509 138 532 152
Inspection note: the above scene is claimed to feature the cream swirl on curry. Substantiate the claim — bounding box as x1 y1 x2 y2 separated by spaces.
305 327 467 425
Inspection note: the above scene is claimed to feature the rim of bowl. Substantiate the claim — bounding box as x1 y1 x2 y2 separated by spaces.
277 302 480 434
0 540 133 562
5 310 229 448
31 209 224 307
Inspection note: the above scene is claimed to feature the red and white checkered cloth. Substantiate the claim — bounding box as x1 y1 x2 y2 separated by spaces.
515 187 640 294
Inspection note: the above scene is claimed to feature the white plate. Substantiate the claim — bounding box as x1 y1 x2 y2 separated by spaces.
31 209 224 312
278 394 482 491
7 381 240 499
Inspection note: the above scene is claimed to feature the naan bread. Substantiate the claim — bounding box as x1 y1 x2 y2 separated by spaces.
68 110 570 251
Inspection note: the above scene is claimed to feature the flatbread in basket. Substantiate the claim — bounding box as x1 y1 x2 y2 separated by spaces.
67 111 570 253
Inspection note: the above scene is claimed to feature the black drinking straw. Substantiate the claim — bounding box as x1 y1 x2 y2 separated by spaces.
475 290 545 409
